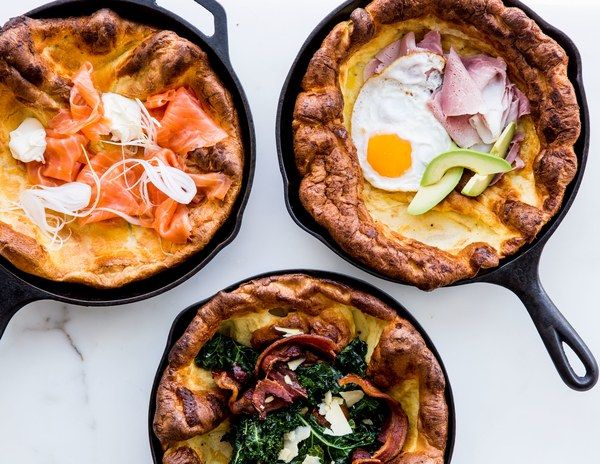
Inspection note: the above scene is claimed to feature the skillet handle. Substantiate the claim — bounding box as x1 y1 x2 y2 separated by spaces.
190 0 230 62
487 249 598 391
0 266 44 340
142 0 230 61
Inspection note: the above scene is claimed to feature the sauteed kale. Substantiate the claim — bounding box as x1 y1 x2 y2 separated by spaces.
227 404 382 464
335 337 368 376
296 361 343 404
195 332 258 374
196 333 387 464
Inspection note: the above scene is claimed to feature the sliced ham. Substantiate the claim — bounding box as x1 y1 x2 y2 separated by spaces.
438 49 485 117
364 30 443 79
428 48 531 148
417 30 443 55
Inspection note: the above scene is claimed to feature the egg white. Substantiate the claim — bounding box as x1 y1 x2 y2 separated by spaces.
352 52 452 191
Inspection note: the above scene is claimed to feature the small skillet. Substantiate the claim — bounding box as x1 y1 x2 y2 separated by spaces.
0 0 255 340
147 269 456 464
276 0 597 390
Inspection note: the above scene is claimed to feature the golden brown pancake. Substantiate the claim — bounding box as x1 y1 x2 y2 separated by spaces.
293 0 579 289
0 9 243 288
154 273 449 464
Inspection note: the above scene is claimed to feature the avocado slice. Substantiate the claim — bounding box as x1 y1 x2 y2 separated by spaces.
461 122 517 197
421 149 512 187
408 167 464 215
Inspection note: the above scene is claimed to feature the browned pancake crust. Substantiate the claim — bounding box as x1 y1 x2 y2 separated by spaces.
154 273 449 464
293 0 579 290
0 9 243 287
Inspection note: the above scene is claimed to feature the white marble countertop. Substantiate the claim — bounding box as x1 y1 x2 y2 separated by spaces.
0 0 599 462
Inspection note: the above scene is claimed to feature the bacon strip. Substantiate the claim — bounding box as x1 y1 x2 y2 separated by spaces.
340 375 409 464
254 334 337 375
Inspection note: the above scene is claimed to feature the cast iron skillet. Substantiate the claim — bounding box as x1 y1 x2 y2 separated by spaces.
276 0 597 391
148 269 456 463
0 0 255 340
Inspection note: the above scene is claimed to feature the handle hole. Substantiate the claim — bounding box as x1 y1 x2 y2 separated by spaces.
563 341 586 377
157 0 216 37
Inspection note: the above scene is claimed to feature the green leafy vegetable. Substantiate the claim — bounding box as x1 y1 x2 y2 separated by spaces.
296 362 343 403
335 338 368 376
222 337 385 464
349 395 387 429
228 406 304 464
295 414 379 464
195 333 259 373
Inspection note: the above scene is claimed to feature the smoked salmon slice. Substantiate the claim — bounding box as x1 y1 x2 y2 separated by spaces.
77 149 146 225
18 76 232 244
49 62 109 141
42 133 87 182
146 87 227 156
189 172 232 200
26 162 60 187
152 198 192 244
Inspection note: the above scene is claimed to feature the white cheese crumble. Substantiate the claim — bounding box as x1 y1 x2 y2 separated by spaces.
274 326 304 337
101 92 143 143
318 391 353 437
287 357 306 371
339 389 364 407
278 425 311 462
265 395 275 403
9 117 47 163
301 455 321 464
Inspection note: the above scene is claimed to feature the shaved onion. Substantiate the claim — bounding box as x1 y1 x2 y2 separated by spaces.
92 207 142 226
19 182 92 245
101 157 197 205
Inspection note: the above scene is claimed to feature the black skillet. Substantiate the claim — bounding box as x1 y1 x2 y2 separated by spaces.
148 269 456 463
0 0 255 340
276 0 597 391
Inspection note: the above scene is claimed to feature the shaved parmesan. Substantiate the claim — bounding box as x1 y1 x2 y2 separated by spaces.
302 456 321 464
9 117 47 163
340 389 364 407
287 358 305 371
275 326 304 337
265 395 275 404
284 375 293 385
278 425 311 463
318 391 353 437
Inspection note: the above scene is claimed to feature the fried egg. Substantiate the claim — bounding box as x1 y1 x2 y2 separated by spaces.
352 52 452 191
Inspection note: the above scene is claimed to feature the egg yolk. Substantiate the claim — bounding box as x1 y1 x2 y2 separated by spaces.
367 134 412 177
